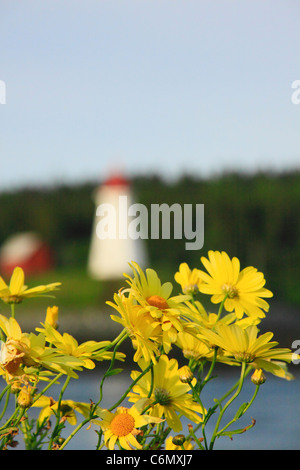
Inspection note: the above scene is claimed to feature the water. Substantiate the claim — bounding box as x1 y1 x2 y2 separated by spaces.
2 366 299 450
44 366 300 450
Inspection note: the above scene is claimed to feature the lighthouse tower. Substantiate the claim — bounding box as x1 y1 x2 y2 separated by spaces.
87 173 147 281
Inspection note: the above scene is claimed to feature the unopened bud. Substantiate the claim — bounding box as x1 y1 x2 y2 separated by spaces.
17 386 33 408
178 365 194 384
46 306 59 329
251 368 266 385
172 434 186 446
10 380 22 394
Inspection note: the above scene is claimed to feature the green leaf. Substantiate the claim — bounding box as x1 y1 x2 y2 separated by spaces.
219 418 256 439
234 402 249 419
105 368 123 377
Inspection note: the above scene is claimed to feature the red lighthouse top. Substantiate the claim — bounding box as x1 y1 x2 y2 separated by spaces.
102 173 130 187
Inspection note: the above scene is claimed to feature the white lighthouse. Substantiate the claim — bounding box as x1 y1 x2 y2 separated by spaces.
87 173 148 281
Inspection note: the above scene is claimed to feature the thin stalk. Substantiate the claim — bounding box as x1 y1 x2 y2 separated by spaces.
216 365 252 405
108 361 154 412
98 332 129 406
58 415 95 450
217 384 260 436
215 294 228 322
11 304 15 319
48 375 71 449
209 361 246 450
31 373 64 406
0 385 11 420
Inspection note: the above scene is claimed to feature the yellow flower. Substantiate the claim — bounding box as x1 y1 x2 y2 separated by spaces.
36 322 125 371
182 299 236 329
97 399 163 450
175 331 214 362
0 267 61 304
33 396 91 426
174 263 203 295
128 355 204 432
198 251 273 319
124 262 192 353
0 315 94 380
199 323 295 378
107 292 161 364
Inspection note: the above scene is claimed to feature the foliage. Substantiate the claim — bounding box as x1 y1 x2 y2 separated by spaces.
0 171 299 304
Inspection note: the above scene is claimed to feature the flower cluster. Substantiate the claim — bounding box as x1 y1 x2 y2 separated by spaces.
0 253 297 450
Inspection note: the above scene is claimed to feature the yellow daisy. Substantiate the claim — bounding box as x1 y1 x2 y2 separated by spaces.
97 399 163 450
182 299 236 329
128 355 204 432
175 330 214 362
124 262 192 353
198 251 273 319
0 315 88 380
174 262 203 295
36 322 125 371
199 323 295 378
107 292 161 363
0 267 61 304
32 396 91 426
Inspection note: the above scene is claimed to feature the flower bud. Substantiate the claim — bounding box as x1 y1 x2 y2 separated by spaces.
172 434 186 446
46 306 59 329
10 380 22 394
178 365 194 384
251 368 266 385
17 386 33 408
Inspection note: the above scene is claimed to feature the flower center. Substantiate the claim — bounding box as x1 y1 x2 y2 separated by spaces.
154 387 171 406
147 295 169 310
234 352 255 363
183 284 199 295
110 410 135 437
221 283 239 299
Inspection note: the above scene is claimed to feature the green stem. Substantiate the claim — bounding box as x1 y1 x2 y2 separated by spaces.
11 304 15 319
48 375 71 449
202 347 218 386
59 334 130 450
98 332 129 406
58 415 95 450
215 294 228 322
216 365 252 405
188 424 205 450
31 373 64 406
0 385 11 420
209 361 246 450
108 361 154 412
216 384 260 436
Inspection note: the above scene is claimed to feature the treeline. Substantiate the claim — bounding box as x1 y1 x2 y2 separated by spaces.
0 170 299 305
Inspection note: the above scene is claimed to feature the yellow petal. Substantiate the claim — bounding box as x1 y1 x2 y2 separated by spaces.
9 267 25 295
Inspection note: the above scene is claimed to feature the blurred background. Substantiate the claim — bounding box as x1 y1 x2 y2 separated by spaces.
0 0 300 449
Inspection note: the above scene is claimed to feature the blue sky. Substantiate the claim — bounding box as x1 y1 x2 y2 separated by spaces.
1 0 300 190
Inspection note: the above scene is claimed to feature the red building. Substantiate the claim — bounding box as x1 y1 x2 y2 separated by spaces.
0 232 54 278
